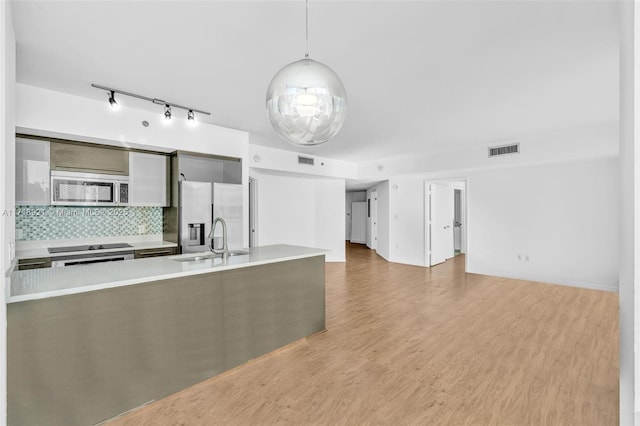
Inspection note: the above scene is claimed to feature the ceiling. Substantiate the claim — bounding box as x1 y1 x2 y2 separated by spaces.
11 0 619 163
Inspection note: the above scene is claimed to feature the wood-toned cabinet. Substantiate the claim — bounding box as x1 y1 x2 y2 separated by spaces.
134 247 177 259
129 152 169 207
17 257 51 271
16 137 51 205
50 141 129 175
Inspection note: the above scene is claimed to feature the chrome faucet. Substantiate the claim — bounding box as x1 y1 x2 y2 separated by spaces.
208 217 229 260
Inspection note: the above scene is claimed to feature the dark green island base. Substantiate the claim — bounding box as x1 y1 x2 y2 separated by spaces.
8 255 325 426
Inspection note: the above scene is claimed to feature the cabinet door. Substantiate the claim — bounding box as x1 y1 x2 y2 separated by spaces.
50 142 128 175
129 152 168 206
16 138 50 205
134 247 177 259
17 257 51 270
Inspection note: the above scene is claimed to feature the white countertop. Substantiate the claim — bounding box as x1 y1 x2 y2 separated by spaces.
8 245 326 304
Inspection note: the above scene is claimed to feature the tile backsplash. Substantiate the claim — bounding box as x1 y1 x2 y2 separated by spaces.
15 205 163 241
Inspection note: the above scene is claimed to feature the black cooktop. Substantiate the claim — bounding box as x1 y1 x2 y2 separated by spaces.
47 243 133 254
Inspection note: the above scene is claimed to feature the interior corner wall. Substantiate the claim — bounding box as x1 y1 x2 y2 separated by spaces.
316 180 346 262
466 157 619 291
250 170 345 262
388 177 426 266
374 182 390 261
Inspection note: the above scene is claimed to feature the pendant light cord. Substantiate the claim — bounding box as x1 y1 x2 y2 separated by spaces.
305 0 309 58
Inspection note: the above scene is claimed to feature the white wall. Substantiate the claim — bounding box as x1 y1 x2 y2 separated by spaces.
380 157 619 291
358 123 619 181
15 84 251 248
467 158 618 291
250 144 357 179
250 170 345 262
619 1 638 423
1 0 15 422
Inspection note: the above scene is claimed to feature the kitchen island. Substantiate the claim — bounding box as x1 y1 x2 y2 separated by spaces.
8 245 326 426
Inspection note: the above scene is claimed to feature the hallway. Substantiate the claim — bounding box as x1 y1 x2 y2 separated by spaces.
110 243 618 425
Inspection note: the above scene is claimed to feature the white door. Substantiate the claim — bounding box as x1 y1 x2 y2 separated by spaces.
371 191 378 250
429 183 454 266
350 202 367 244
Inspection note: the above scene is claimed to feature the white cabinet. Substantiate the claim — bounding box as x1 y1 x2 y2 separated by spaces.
16 137 50 205
129 152 168 207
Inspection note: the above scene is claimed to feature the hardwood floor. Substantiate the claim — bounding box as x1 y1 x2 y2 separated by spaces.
109 243 618 425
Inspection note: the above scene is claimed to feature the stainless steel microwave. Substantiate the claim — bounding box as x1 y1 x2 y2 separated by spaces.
51 171 129 206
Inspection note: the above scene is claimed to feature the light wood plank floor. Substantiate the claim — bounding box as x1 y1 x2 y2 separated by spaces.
109 244 618 425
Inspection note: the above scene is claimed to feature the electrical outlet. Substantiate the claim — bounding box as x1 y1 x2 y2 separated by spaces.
138 224 147 234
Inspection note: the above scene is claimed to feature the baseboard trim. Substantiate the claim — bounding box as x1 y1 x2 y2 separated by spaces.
466 269 618 293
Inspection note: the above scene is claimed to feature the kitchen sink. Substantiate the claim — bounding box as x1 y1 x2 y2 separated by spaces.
172 250 250 262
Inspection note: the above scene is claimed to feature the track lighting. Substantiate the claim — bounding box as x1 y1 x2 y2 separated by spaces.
92 84 211 124
187 110 196 125
108 90 119 109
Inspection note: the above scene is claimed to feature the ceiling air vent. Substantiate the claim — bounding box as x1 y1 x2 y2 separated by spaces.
488 143 520 158
298 156 315 165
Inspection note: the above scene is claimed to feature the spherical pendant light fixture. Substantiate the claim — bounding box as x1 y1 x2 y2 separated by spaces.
266 0 347 146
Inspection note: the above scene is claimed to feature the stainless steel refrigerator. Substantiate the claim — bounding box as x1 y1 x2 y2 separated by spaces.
179 181 212 254
212 183 243 250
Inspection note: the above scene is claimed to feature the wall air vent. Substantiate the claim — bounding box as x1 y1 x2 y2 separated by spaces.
298 156 315 165
488 143 520 157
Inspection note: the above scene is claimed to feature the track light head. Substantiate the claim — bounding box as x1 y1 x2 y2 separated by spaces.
187 110 196 126
164 104 172 121
108 90 119 110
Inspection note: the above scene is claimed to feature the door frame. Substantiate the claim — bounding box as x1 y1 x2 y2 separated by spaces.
248 177 258 248
424 178 469 270
370 190 378 250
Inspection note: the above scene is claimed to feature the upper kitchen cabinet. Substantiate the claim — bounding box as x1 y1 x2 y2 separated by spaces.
16 137 50 205
129 152 169 207
50 141 129 175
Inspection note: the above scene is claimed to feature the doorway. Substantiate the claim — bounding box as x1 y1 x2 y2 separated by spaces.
424 179 467 268
453 183 466 255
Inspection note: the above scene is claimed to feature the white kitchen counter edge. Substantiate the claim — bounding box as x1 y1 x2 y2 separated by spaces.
8 246 326 304
16 240 178 260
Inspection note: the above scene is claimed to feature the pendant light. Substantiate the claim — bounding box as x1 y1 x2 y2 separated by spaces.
266 0 347 146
